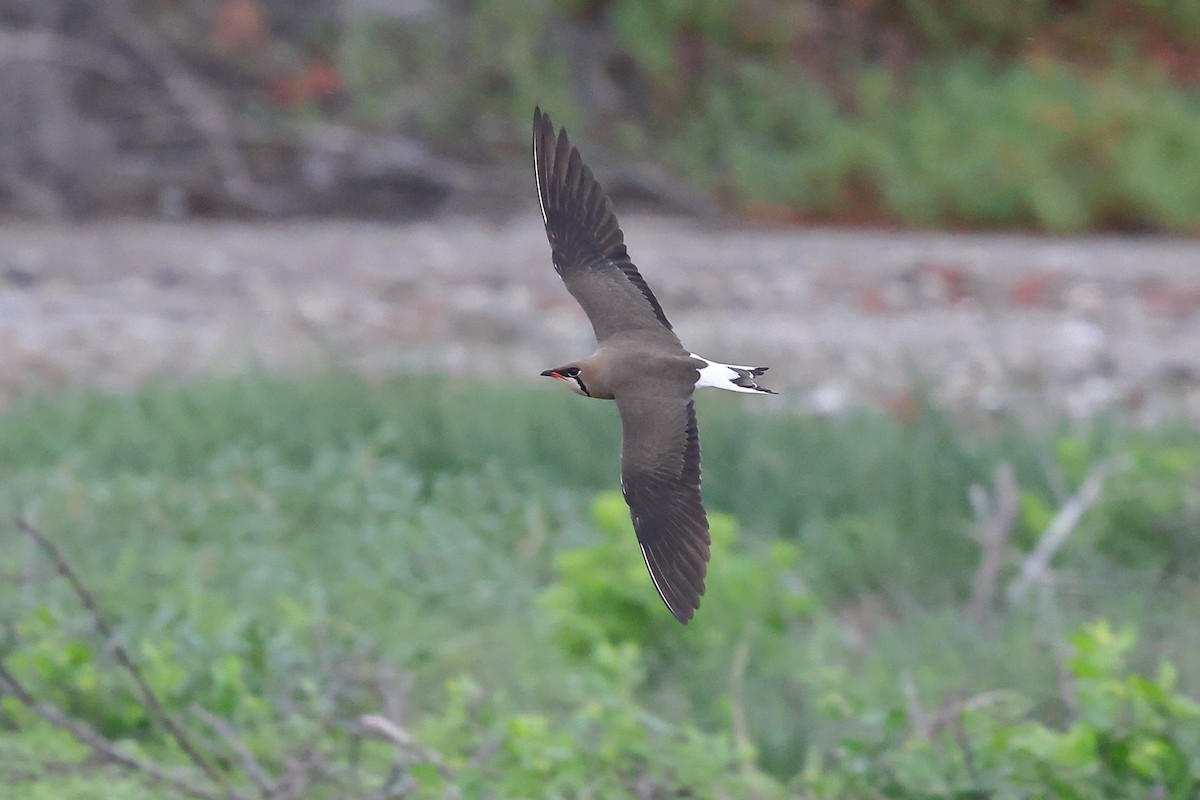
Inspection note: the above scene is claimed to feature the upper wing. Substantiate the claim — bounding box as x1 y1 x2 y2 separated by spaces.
615 386 710 623
533 107 677 344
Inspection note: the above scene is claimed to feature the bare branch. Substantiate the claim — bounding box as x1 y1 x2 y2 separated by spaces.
271 743 328 800
360 713 451 772
190 704 275 798
1007 461 1115 604
15 518 237 798
905 677 1013 741
359 715 444 800
360 714 416 747
966 462 1018 625
0 660 225 800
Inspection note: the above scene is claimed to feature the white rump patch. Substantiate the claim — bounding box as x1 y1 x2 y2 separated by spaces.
691 354 764 394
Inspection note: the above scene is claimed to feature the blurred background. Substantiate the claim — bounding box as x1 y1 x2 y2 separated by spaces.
1 1 1199 798
4 0 1200 228
2 0 1200 418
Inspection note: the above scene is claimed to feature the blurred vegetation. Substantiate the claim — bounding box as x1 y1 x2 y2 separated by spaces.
306 0 1200 232
9 0 1199 227
1 373 1198 796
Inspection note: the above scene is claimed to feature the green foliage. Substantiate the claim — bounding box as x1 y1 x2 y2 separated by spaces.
0 728 179 800
805 621 1200 798
411 648 773 798
542 491 813 659
666 57 1200 232
4 605 159 738
346 0 580 146
541 490 825 774
1090 437 1200 572
903 0 1054 53
0 374 1198 795
1136 0 1200 33
331 0 1200 232
337 18 409 127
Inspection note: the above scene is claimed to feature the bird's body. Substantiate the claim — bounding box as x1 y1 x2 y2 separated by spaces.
533 108 775 623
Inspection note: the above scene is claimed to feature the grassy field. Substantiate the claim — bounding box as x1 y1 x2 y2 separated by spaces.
0 373 1198 798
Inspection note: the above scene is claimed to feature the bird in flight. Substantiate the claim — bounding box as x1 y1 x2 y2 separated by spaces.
532 108 775 623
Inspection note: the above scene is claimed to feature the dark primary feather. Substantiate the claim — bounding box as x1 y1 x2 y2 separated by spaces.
533 108 675 343
616 391 710 623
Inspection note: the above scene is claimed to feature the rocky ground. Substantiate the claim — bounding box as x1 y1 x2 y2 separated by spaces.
1 215 1198 424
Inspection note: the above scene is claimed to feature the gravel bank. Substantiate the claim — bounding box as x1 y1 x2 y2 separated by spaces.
1 217 1198 423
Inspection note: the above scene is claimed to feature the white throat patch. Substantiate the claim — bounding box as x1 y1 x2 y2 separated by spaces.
567 376 589 396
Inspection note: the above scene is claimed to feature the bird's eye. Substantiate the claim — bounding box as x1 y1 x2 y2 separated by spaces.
565 367 580 377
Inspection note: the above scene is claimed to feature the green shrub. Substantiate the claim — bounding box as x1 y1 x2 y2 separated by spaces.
665 57 1200 232
1 375 1199 795
1091 438 1200 574
804 621 1200 798
541 491 813 659
412 646 781 798
243 0 1200 231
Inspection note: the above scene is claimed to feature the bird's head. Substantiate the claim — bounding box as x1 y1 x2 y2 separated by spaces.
540 364 590 396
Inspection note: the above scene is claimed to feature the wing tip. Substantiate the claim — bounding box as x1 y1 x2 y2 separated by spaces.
533 105 551 135
532 107 671 332
529 106 583 199
668 586 702 625
640 542 706 625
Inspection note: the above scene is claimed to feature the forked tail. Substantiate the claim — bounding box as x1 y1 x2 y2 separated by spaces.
691 355 777 394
